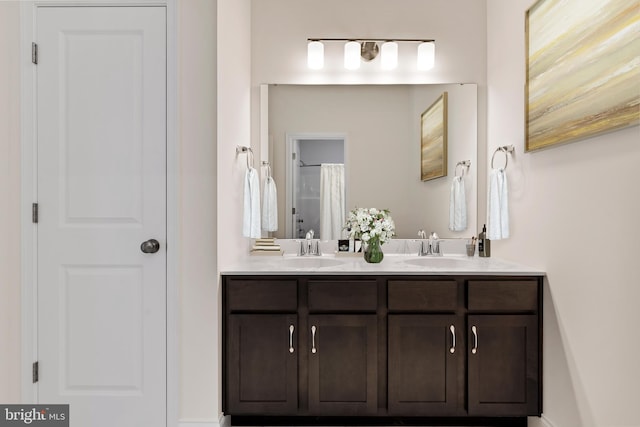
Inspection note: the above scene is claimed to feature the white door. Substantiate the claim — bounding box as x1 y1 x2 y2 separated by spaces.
36 7 166 427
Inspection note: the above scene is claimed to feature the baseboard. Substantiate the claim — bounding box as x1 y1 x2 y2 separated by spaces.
542 415 556 427
529 415 555 427
179 415 554 427
178 414 228 427
178 420 219 427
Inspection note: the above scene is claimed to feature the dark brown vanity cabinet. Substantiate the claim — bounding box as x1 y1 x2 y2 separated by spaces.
308 314 377 415
227 314 298 414
387 280 462 416
224 279 298 415
307 280 379 415
388 314 462 415
223 275 543 425
467 280 541 416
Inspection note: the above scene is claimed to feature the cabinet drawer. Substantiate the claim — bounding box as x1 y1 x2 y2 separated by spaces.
388 280 458 312
308 280 377 312
468 280 538 312
227 279 297 311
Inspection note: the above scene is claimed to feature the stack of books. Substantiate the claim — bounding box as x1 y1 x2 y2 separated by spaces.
250 237 283 256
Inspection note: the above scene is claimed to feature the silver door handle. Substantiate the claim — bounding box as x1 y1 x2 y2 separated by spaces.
449 325 456 354
311 325 317 354
289 325 295 353
471 325 478 354
140 239 160 254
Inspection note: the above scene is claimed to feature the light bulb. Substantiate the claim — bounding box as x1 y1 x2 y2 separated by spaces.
344 41 361 70
381 41 398 70
307 41 324 69
417 42 435 71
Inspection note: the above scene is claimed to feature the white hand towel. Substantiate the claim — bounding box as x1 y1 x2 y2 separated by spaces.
243 167 261 238
262 176 278 232
488 168 509 240
449 176 467 232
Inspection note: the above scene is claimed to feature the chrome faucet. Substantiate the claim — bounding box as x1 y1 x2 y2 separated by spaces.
417 229 428 256
417 230 442 256
299 229 320 256
428 232 442 256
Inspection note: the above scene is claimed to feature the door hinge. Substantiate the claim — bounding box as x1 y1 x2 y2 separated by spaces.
32 361 39 383
292 152 296 160
32 42 38 65
32 203 38 223
292 207 296 214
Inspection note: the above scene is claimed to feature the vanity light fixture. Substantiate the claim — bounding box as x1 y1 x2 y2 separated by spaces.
306 38 435 71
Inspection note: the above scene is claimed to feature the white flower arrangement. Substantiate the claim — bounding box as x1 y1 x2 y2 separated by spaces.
344 207 396 244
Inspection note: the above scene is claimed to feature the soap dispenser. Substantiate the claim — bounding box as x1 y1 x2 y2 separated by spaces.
478 224 491 257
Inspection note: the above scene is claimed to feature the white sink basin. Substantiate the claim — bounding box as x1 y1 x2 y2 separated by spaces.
280 257 345 269
403 256 472 268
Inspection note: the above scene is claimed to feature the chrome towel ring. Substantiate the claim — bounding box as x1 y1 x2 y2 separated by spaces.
261 160 272 178
236 145 254 169
491 145 514 170
454 160 471 178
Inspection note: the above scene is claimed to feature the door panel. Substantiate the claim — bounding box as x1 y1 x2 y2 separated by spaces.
227 315 298 414
308 315 377 415
467 315 539 416
61 30 144 225
63 266 143 392
36 7 166 427
388 315 461 415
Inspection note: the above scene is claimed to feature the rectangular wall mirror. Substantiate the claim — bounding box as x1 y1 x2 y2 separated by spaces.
263 83 477 239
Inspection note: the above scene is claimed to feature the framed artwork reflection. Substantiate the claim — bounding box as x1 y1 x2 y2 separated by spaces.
421 91 448 181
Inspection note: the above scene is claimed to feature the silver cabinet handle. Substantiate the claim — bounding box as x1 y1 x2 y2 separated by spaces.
449 325 456 354
311 325 317 354
471 325 478 354
289 325 295 354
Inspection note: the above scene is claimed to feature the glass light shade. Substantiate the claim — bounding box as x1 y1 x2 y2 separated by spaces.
344 41 361 70
380 41 398 70
307 41 324 69
417 42 435 71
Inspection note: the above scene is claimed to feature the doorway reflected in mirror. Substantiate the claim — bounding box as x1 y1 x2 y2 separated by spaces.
288 135 345 240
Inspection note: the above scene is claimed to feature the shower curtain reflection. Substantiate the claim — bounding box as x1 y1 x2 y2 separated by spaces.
320 164 345 240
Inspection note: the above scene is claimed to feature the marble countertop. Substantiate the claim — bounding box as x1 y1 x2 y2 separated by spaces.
221 253 545 276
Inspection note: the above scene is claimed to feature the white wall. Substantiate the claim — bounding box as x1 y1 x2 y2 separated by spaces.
213 0 252 422
217 0 253 268
178 0 219 422
487 2 640 427
180 0 252 421
0 1 21 403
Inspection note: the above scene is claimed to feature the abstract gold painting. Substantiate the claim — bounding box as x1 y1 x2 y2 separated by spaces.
525 0 640 151
421 92 448 181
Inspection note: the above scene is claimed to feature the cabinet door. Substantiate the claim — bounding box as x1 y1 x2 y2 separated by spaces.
308 315 377 415
227 314 297 414
468 315 539 416
388 315 461 415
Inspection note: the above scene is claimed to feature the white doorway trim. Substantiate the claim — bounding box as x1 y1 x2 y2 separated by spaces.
19 1 179 426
